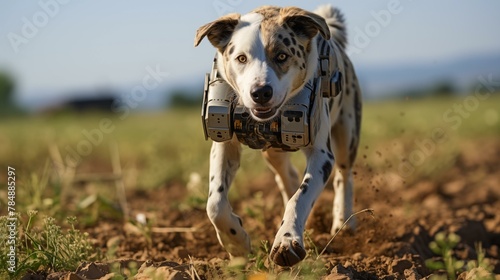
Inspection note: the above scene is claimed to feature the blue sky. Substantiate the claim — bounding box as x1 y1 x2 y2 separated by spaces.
1 0 500 102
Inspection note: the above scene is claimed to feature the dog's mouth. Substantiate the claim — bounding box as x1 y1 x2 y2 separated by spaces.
251 107 277 120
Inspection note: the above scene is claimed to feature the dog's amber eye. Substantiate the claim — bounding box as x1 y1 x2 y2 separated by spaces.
276 53 288 63
236 55 247 64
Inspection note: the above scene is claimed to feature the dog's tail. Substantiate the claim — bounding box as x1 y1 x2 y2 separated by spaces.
314 4 347 49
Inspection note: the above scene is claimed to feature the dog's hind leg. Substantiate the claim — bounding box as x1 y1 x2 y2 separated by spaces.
262 148 300 207
330 105 360 234
206 137 251 257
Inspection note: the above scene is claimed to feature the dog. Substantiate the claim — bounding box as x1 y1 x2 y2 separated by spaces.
194 4 362 267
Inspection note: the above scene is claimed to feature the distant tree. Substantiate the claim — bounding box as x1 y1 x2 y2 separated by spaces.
0 71 15 104
0 71 19 115
429 80 456 97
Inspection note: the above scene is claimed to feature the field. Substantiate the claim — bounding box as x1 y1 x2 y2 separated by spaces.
1 95 499 279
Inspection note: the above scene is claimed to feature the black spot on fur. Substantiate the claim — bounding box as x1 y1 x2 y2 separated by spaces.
210 176 214 182
340 109 344 116
290 47 296 55
238 217 243 227
321 149 325 154
300 183 308 194
218 185 224 193
291 37 297 45
326 137 332 152
340 164 347 170
283 38 291 46
280 220 284 226
208 191 212 197
297 51 301 58
302 62 306 69
278 34 283 39
284 232 291 237
304 177 311 184
349 137 355 152
230 228 237 235
299 45 305 52
322 161 333 183
228 45 235 55
327 152 334 160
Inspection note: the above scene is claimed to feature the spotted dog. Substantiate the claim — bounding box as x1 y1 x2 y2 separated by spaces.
194 4 362 267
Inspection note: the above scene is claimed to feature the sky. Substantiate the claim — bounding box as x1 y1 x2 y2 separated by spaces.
1 0 500 104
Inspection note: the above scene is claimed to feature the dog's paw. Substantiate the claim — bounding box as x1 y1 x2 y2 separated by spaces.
270 234 306 267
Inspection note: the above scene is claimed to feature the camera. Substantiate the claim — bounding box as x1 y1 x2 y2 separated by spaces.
201 56 342 151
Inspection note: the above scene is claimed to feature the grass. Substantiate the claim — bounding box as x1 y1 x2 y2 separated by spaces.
0 212 99 279
1 94 499 192
0 94 499 278
426 231 495 280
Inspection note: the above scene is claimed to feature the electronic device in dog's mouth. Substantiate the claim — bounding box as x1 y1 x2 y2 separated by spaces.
201 56 342 151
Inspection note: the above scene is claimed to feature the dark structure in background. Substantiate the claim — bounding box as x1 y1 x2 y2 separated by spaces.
65 96 116 113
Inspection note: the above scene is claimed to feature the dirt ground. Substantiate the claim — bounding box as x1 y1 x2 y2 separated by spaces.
39 138 500 279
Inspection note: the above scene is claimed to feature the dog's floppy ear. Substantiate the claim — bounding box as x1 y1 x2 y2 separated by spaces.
194 13 241 51
280 7 331 40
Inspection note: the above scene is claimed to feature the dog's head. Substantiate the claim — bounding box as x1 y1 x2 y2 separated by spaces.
195 6 330 121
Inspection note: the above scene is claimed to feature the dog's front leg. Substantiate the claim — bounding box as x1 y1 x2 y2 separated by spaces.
270 126 334 266
206 136 251 258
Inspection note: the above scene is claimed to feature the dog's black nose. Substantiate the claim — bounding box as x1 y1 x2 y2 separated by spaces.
251 85 273 105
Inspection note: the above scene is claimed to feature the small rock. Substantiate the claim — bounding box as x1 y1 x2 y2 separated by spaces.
389 259 412 274
352 252 365 261
404 268 422 280
328 264 354 280
100 273 117 280
135 266 189 280
64 273 84 280
441 180 466 196
75 262 109 279
172 247 190 259
324 274 352 280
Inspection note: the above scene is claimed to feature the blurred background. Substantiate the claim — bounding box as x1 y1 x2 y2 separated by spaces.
1 0 500 113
